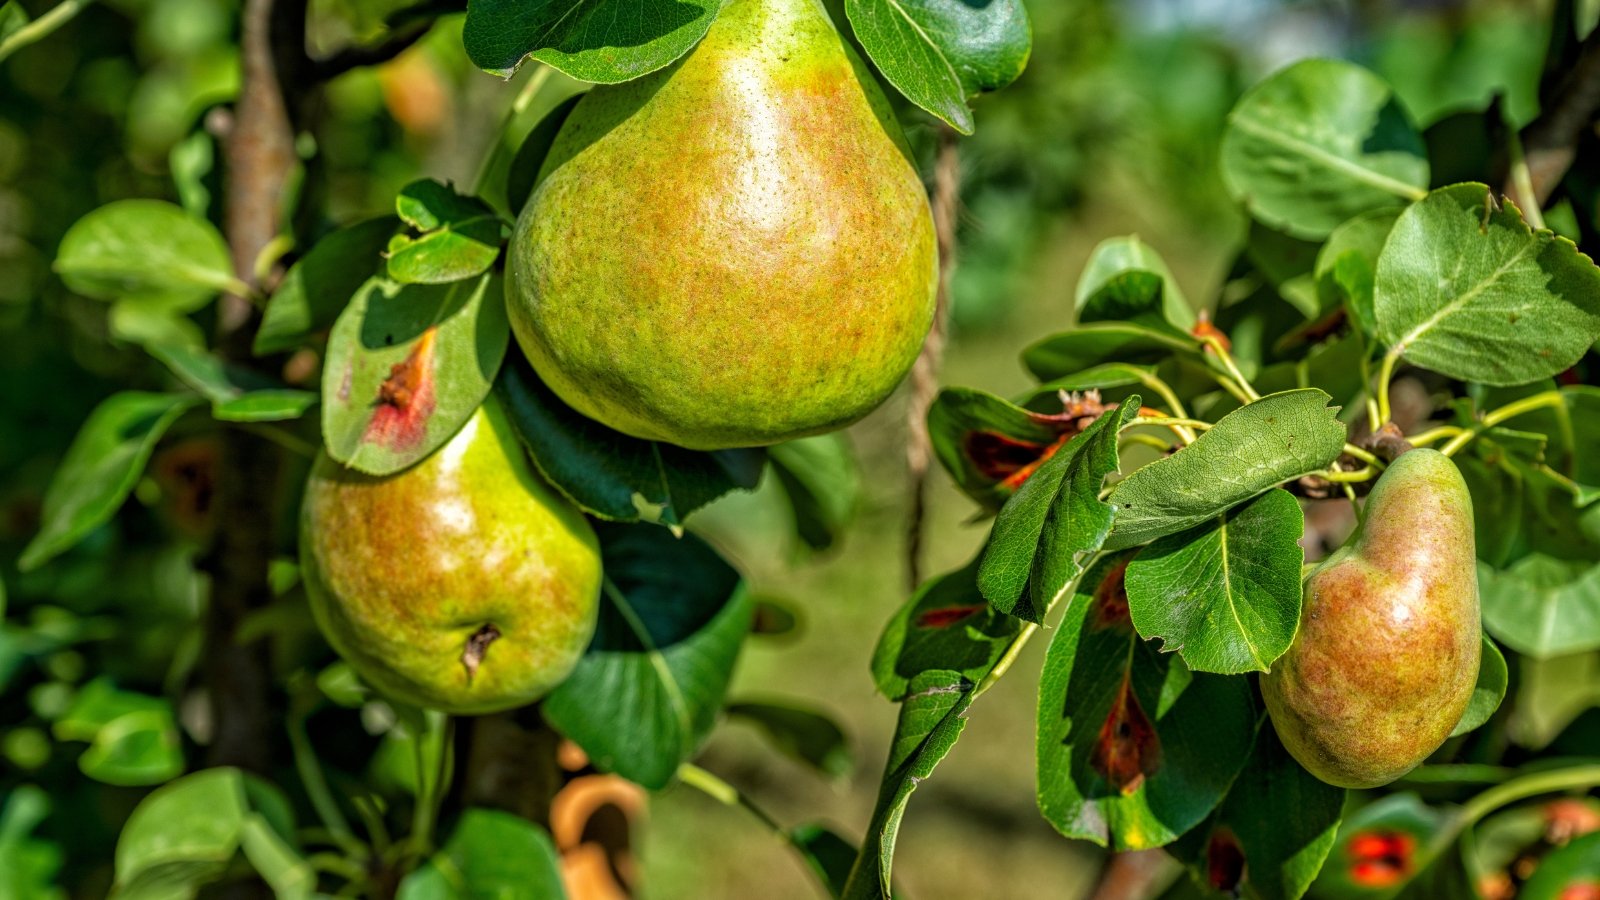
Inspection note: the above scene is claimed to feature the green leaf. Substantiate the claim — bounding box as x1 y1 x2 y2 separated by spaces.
0 2 30 43
108 298 206 351
387 180 504 285
1184 726 1344 900
727 702 853 778
843 0 1031 134
168 131 215 220
506 94 584 215
397 809 566 900
19 392 198 571
254 216 398 356
791 823 859 899
543 524 750 789
147 343 316 422
1036 553 1257 850
842 671 973 900
1022 321 1199 382
1078 235 1193 329
0 786 65 900
496 355 762 529
1125 489 1305 674
1104 389 1346 551
1508 651 1600 750
238 815 313 900
462 0 718 81
1451 635 1507 738
78 709 183 787
55 200 236 310
871 555 1020 700
1221 59 1428 239
1480 555 1600 659
321 273 509 476
113 768 248 899
767 434 860 552
1375 183 1600 385
1314 209 1402 338
978 397 1139 622
1518 829 1600 900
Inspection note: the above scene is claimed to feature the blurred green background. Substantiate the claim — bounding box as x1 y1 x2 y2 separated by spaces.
0 0 1556 896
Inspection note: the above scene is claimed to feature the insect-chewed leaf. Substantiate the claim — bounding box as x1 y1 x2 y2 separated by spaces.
1104 389 1345 551
1036 553 1257 850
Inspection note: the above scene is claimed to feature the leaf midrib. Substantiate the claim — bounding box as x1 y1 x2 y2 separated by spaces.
603 577 693 748
1230 112 1425 202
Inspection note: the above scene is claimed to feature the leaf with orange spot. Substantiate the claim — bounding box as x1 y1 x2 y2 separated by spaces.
1036 553 1255 851
928 387 1074 510
322 272 508 475
871 556 1021 701
1518 831 1600 900
1311 793 1461 898
978 396 1139 623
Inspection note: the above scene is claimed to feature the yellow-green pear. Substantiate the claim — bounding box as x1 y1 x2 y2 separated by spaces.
1263 449 1480 788
506 0 937 450
300 396 601 714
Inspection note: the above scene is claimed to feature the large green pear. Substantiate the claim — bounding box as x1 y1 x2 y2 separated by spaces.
1262 449 1480 788
300 396 602 714
506 0 937 450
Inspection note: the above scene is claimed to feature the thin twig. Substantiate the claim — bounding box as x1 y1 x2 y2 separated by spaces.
0 0 94 64
310 21 433 81
905 124 961 589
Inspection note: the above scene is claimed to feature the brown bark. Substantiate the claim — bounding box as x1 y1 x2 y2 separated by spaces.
904 125 961 589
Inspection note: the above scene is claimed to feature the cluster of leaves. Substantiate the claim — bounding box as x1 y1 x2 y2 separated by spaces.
859 47 1600 900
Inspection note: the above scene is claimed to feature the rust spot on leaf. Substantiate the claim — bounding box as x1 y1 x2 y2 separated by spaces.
915 604 985 629
1347 831 1416 888
1558 884 1600 900
1090 559 1133 631
1206 827 1246 892
365 327 438 451
461 623 501 683
966 430 1052 482
965 391 1112 491
1090 670 1160 795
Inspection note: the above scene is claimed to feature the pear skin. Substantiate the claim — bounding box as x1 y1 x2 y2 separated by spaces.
1262 449 1480 788
506 0 937 450
300 396 601 714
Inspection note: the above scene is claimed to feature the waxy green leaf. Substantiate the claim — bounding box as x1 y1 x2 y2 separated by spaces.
1078 235 1193 329
1451 635 1508 738
871 555 1020 700
398 809 566 900
148 343 316 422
543 524 750 789
254 216 398 355
462 0 719 81
1023 321 1199 382
1125 488 1305 674
1104 390 1345 551
55 200 235 311
1375 183 1600 385
1221 59 1428 238
386 180 504 285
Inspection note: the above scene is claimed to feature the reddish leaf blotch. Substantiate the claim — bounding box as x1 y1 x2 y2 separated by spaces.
1346 830 1415 888
915 604 986 629
1090 670 1161 795
1090 558 1133 631
365 327 438 451
1206 827 1247 892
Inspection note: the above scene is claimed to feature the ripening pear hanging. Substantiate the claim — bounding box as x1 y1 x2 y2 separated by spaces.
506 0 937 450
1262 449 1481 788
300 397 602 714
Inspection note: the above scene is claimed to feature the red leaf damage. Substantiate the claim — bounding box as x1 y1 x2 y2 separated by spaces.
1090 558 1133 631
1091 670 1161 796
365 327 437 451
1346 831 1416 888
1206 827 1247 892
915 604 986 629
966 391 1113 491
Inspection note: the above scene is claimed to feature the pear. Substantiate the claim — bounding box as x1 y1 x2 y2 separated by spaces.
506 0 937 450
1262 449 1480 788
300 396 602 714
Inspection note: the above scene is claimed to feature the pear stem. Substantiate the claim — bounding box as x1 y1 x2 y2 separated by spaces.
1438 390 1567 457
1375 347 1402 426
1200 335 1260 402
1130 371 1196 444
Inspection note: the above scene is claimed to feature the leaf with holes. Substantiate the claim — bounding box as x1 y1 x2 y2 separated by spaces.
1037 553 1257 850
871 554 1021 700
543 523 750 789
842 670 974 900
1221 59 1428 238
462 0 719 81
844 0 1031 134
1375 183 1600 386
978 397 1139 622
1104 389 1345 551
496 355 763 529
321 273 509 476
1125 489 1305 675
19 392 199 571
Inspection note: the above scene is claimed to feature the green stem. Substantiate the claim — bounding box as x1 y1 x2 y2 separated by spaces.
1408 426 1466 447
1317 465 1378 484
409 710 452 855
1341 443 1384 469
1201 336 1260 402
0 0 94 63
287 682 359 851
1131 370 1197 444
1120 433 1176 453
1439 390 1566 457
1459 764 1600 827
470 64 554 195
1507 127 1547 231
1124 416 1213 433
973 621 1039 700
1375 348 1401 426
677 763 787 837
